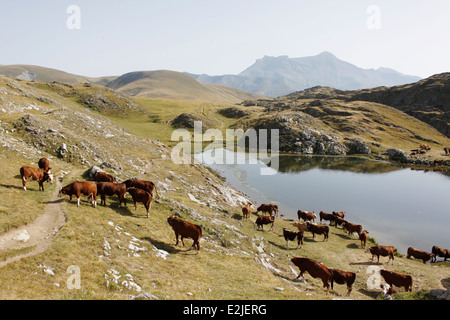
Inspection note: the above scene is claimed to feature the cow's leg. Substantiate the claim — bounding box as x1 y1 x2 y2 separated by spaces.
77 197 80 207
174 232 179 246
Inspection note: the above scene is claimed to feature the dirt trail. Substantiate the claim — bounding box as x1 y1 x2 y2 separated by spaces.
0 176 66 268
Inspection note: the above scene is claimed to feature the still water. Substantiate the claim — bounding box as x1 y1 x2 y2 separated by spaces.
194 148 450 256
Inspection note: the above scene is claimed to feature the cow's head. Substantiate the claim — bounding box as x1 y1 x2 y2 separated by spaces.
43 169 54 184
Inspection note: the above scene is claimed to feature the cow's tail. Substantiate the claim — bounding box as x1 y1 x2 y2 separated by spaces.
154 185 160 198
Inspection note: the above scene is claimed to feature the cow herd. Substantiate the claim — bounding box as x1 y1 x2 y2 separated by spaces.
243 202 450 296
17 157 450 297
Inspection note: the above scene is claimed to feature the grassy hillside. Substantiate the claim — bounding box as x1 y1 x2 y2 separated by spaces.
0 75 448 301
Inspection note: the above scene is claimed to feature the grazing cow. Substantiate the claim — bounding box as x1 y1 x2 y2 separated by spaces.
343 221 362 237
367 245 396 265
242 203 252 220
380 269 412 292
59 181 97 207
319 211 335 225
407 247 434 264
254 215 275 231
444 147 450 156
330 268 356 296
93 171 115 183
292 221 308 233
126 187 152 218
282 228 304 249
306 222 329 241
420 144 431 151
96 182 126 206
297 210 316 222
167 216 202 251
20 166 53 191
334 217 346 229
291 257 332 291
431 246 450 262
123 179 159 198
257 203 278 216
332 211 346 219
359 230 369 249
38 158 51 172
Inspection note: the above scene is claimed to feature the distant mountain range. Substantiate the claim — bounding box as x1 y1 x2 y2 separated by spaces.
188 51 421 97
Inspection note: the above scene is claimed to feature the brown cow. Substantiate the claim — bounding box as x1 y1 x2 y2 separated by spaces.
420 144 431 151
332 211 346 219
96 182 126 206
254 215 275 231
444 147 450 156
319 211 335 225
123 179 159 198
330 268 356 296
257 203 278 216
343 221 362 237
292 221 308 233
359 230 369 248
297 210 316 222
431 246 450 262
38 157 51 171
20 166 53 191
242 203 252 220
407 247 434 264
59 181 97 207
306 222 329 241
291 257 332 291
126 187 152 218
334 217 346 229
367 245 396 265
282 228 304 249
167 216 202 251
93 171 115 183
380 269 412 292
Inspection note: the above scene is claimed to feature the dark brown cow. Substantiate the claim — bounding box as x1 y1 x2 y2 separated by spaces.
343 221 362 237
431 246 450 262
242 203 252 220
359 230 369 248
123 179 159 198
282 228 304 249
319 211 335 225
38 158 51 171
330 268 356 296
257 203 278 216
291 257 332 291
126 187 152 218
444 147 450 156
334 217 346 229
59 181 97 207
93 171 115 183
20 166 53 191
167 216 202 251
332 211 346 219
254 215 275 231
306 222 329 241
367 245 396 265
96 182 126 206
380 269 412 292
297 210 316 222
407 247 434 264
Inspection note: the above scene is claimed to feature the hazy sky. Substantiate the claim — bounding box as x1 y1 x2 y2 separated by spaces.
1 0 449 78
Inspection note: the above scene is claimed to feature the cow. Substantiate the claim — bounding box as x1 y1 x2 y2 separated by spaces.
330 268 356 296
59 181 97 207
332 211 346 219
93 171 115 183
126 187 152 218
96 182 126 206
254 215 275 231
343 221 362 237
359 230 369 249
420 144 431 151
242 203 252 220
334 217 346 229
282 228 304 249
291 257 332 291
407 247 434 264
292 221 308 233
123 179 159 198
431 246 450 262
319 211 335 225
257 203 278 216
380 269 412 292
167 216 202 251
38 157 51 172
20 166 53 191
297 210 316 222
367 245 396 265
306 222 329 241
444 147 450 156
